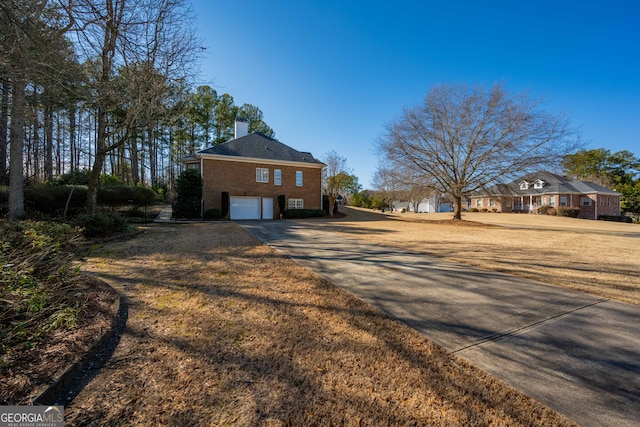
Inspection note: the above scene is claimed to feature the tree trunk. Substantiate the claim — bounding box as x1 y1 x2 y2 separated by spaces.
87 107 108 214
0 77 8 184
328 194 336 217
130 136 139 185
452 194 463 220
69 104 76 171
44 97 54 180
9 77 27 220
148 124 156 187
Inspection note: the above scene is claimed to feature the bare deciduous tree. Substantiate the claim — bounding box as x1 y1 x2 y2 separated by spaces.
70 0 200 212
378 83 579 220
322 150 356 216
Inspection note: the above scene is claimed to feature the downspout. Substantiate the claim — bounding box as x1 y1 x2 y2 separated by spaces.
200 155 204 219
594 193 598 220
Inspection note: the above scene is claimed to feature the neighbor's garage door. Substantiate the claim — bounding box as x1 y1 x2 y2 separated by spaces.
230 197 261 220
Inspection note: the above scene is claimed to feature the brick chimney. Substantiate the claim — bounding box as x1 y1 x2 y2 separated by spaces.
234 118 249 139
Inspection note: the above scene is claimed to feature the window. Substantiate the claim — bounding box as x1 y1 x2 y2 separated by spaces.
187 163 199 170
534 179 545 189
489 198 495 207
274 169 282 186
549 196 556 207
288 198 304 209
581 196 591 206
475 199 482 207
296 171 303 186
519 181 529 190
256 168 269 183
560 196 567 206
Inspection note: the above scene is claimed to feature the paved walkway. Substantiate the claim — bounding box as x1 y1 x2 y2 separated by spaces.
240 219 640 427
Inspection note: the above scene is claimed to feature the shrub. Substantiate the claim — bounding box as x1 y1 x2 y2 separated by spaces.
221 192 230 218
469 207 479 212
322 195 339 215
124 207 145 218
491 208 498 213
546 207 557 216
538 205 551 215
598 215 632 223
173 169 203 219
24 184 87 217
204 209 224 219
283 209 326 219
23 183 157 218
74 212 128 238
1 220 85 363
97 185 158 206
55 169 123 186
480 208 488 213
558 207 580 218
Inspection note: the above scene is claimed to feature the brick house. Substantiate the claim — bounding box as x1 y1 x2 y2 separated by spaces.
182 121 325 220
469 171 621 219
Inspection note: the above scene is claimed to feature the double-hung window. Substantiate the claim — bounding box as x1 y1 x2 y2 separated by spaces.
256 168 269 183
296 171 303 187
274 169 282 186
549 196 556 207
288 198 304 209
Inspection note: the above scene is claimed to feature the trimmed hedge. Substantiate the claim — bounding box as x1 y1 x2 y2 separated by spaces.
204 209 224 219
598 215 632 223
22 184 158 217
97 185 157 206
283 209 326 219
558 207 580 218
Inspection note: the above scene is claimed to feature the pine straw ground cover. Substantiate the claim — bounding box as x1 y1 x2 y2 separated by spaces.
65 223 574 426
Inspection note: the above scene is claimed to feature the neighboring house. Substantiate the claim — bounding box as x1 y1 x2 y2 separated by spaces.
182 120 325 220
469 171 621 219
394 194 468 213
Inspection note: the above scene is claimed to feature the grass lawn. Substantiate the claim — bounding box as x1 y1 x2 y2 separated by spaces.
64 222 576 426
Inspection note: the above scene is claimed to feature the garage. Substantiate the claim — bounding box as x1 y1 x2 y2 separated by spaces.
230 197 261 220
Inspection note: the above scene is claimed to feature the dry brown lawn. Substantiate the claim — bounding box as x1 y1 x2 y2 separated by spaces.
64 223 575 426
319 207 640 306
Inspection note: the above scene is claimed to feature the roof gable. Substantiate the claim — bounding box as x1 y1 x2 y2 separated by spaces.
473 171 620 197
197 133 324 165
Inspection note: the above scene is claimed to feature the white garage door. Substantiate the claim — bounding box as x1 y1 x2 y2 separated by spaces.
230 197 261 220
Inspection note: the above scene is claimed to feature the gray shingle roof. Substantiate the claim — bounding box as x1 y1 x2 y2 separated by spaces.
197 133 324 165
477 171 619 196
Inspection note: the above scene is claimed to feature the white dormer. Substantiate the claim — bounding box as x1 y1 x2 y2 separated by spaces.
534 179 545 189
519 181 530 190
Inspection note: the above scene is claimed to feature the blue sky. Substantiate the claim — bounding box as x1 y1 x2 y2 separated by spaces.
191 0 639 188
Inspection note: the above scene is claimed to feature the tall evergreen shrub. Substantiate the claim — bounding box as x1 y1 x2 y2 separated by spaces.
173 169 203 218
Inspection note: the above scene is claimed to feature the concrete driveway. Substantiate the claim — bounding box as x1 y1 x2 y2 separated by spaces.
240 219 640 427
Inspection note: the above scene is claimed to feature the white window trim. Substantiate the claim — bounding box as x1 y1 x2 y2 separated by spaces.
288 198 304 209
296 171 303 187
256 167 269 183
274 169 282 186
